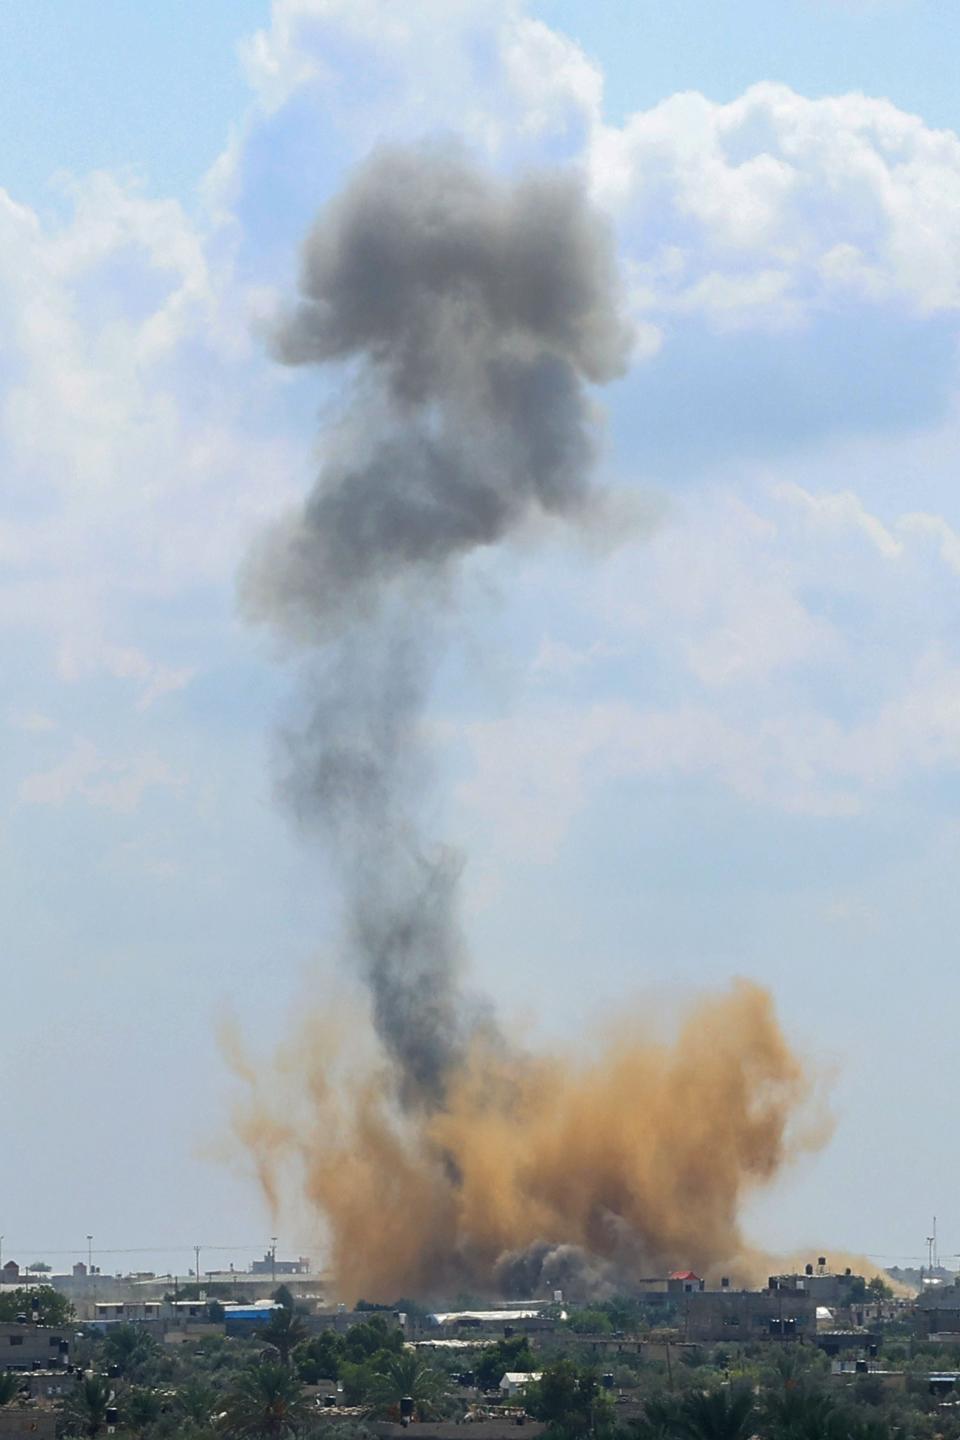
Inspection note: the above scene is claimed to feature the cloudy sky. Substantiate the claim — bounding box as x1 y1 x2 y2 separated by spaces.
2 0 959 1280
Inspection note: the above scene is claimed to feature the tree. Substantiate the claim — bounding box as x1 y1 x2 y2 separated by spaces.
272 1284 295 1313
0 1374 19 1407
176 1379 218 1428
676 1386 756 1440
525 1358 612 1437
567 1307 613 1335
123 1387 163 1437
62 1375 113 1438
370 1353 442 1419
256 1306 307 1366
475 1335 535 1390
102 1324 157 1378
221 1361 311 1439
339 1360 378 1406
866 1276 894 1302
0 1285 73 1326
628 1394 684 1440
295 1331 345 1384
762 1382 836 1440
343 1316 404 1362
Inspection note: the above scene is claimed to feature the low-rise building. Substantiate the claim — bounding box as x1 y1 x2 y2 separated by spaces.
683 1282 815 1343
500 1372 542 1398
0 1324 70 1372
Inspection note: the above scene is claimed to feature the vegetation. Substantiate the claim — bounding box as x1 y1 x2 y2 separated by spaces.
255 1306 308 1366
220 1360 311 1439
62 1374 113 1438
0 1270 947 1440
0 1284 73 1326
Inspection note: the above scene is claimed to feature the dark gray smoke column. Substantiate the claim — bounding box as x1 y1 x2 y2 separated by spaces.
243 144 630 1110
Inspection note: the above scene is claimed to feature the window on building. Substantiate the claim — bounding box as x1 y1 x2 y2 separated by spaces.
9 1337 23 1346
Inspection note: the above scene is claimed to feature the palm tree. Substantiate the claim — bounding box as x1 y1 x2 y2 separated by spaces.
124 1386 164 1437
629 1393 683 1440
678 1386 756 1440
62 1375 113 1438
762 1382 836 1440
177 1379 218 1428
102 1324 155 1378
256 1308 307 1367
221 1361 311 1439
0 1374 19 1406
370 1353 441 1419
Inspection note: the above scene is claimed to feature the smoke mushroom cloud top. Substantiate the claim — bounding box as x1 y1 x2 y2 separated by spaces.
237 144 820 1299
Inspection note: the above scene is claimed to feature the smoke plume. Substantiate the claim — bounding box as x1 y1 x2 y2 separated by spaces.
242 143 630 1110
237 144 819 1300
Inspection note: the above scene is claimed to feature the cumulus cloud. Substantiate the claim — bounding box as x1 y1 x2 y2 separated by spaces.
18 739 182 814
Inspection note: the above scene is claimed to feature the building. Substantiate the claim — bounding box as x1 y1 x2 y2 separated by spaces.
250 1253 311 1276
0 1411 57 1440
668 1272 704 1295
421 1309 559 1339
683 1280 816 1343
0 1324 70 1372
500 1372 542 1399
915 1283 960 1339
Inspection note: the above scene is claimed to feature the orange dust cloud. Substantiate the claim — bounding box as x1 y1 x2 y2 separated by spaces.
226 978 828 1303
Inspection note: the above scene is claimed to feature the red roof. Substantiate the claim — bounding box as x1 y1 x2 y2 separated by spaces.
669 1270 701 1281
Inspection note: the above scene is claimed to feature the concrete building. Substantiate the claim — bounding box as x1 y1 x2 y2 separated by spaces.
915 1283 960 1339
0 1324 70 1372
250 1252 311 1276
683 1281 816 1343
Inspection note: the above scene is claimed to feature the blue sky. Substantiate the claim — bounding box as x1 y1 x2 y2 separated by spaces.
2 0 959 1283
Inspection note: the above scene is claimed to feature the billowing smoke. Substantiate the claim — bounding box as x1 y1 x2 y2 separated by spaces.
242 143 630 1109
235 144 818 1300
228 980 815 1302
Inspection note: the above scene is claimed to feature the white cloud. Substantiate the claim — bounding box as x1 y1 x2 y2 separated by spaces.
18 739 182 814
589 83 960 325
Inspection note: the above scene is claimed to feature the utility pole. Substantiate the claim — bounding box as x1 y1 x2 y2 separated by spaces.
195 1246 201 1294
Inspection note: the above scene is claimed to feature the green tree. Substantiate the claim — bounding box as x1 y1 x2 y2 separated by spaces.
866 1276 894 1302
0 1285 73 1326
62 1375 113 1438
343 1316 404 1362
272 1285 296 1313
627 1394 684 1440
221 1361 310 1439
525 1358 611 1436
339 1360 378 1406
123 1386 163 1437
567 1307 613 1335
677 1385 755 1440
370 1353 442 1419
475 1335 535 1390
295 1331 345 1384
256 1306 308 1366
102 1324 157 1379
0 1374 18 1407
176 1379 218 1428
762 1382 837 1440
